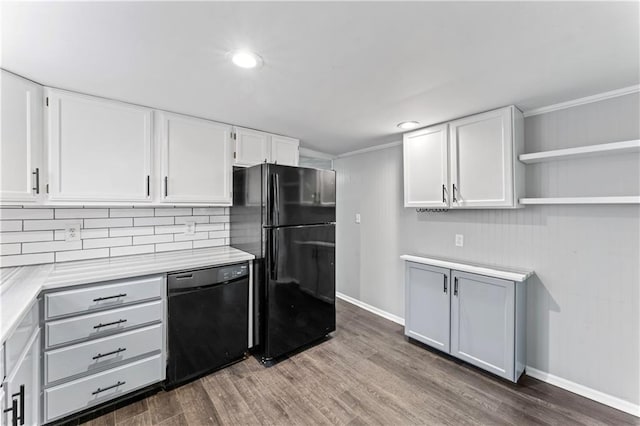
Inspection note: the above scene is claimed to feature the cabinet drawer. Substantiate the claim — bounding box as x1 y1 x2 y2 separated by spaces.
5 300 38 376
45 323 163 384
45 275 163 319
44 354 162 422
46 300 162 348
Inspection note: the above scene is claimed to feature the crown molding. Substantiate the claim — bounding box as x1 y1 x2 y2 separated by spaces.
523 85 640 117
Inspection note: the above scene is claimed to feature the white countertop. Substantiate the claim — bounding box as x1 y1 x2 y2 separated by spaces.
0 246 254 343
400 254 534 282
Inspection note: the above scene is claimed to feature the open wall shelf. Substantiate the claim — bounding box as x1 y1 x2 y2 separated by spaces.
519 140 640 164
520 196 640 205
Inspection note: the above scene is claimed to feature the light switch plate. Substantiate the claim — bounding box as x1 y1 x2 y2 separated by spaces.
184 221 196 235
65 223 81 242
455 234 464 247
355 213 361 224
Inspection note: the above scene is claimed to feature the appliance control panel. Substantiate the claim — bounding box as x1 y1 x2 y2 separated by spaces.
218 263 249 282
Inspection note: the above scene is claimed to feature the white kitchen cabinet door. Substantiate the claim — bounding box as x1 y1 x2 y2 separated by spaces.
270 135 299 166
449 106 516 208
0 70 43 203
4 328 40 426
46 89 152 203
234 127 270 166
450 271 515 381
158 112 232 204
405 262 451 352
403 124 449 208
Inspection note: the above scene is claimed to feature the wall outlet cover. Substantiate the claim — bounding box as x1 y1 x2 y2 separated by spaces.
455 234 464 247
184 221 196 235
355 213 361 224
65 223 81 241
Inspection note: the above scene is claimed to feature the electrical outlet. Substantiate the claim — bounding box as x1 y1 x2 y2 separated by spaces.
355 213 361 224
184 221 196 235
65 223 81 242
455 234 464 247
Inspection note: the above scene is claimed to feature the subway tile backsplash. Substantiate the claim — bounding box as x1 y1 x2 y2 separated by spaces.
0 207 230 267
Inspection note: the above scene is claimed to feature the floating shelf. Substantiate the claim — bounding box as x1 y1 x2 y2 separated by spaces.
520 196 640 205
519 140 640 164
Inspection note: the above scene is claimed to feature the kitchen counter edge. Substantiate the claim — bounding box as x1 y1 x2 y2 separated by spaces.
0 246 255 343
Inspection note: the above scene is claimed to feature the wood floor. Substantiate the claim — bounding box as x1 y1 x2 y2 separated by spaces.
81 299 638 426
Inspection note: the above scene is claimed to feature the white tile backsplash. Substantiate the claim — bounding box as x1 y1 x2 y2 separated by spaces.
0 207 231 266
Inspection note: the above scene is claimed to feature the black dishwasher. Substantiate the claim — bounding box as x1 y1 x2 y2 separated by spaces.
166 263 249 388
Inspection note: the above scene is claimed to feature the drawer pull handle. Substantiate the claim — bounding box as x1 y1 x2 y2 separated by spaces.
93 319 127 329
93 293 127 302
91 381 126 395
92 347 127 360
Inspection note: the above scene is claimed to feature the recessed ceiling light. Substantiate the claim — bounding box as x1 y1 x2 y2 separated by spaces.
230 50 263 69
397 121 420 130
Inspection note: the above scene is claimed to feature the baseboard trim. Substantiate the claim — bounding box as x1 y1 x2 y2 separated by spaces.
525 366 639 417
336 292 404 326
336 292 638 417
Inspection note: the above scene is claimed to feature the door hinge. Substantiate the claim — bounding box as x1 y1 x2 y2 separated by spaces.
233 152 236 159
45 97 49 107
46 183 49 194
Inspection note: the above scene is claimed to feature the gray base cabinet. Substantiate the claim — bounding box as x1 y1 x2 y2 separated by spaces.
405 261 526 382
405 263 451 352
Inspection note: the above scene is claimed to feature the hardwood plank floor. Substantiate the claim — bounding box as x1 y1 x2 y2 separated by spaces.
82 299 638 426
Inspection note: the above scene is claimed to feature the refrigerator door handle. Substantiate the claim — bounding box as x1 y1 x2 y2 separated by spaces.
274 173 280 225
269 173 276 225
270 232 279 281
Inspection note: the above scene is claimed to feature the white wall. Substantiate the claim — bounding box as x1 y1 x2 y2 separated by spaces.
334 93 640 409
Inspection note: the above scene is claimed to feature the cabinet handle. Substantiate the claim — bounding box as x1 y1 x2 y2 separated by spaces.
3 396 18 426
93 319 127 329
91 381 126 395
32 168 40 194
92 293 127 302
164 176 168 197
92 347 126 360
454 277 458 296
443 275 448 293
452 184 458 203
442 184 446 203
146 175 150 197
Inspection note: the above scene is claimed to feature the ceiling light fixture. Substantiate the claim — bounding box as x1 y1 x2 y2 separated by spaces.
397 121 420 130
230 50 263 69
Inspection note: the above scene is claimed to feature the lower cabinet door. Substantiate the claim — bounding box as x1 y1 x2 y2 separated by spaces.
450 271 515 380
44 354 163 423
4 328 40 426
404 262 451 352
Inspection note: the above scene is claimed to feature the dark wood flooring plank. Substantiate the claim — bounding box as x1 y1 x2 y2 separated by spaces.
145 389 182 425
174 380 222 425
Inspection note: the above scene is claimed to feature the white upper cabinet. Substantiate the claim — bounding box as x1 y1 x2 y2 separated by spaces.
450 106 523 208
234 127 270 166
403 106 523 209
0 71 43 203
234 128 300 167
270 135 299 166
157 112 233 205
46 89 152 203
403 124 448 208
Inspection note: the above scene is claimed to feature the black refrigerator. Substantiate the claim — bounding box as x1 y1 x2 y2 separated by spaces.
230 164 336 364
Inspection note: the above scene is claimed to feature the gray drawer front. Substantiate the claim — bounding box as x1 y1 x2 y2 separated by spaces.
5 300 39 376
45 275 163 319
46 301 163 348
45 324 163 384
44 354 162 422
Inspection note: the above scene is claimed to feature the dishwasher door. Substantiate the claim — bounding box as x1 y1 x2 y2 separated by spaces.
166 264 249 388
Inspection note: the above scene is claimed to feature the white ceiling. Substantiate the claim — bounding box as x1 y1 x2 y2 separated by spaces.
2 2 638 155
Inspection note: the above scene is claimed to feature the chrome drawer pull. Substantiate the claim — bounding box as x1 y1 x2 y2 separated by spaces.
92 347 126 360
91 381 126 395
93 319 127 329
93 293 127 302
